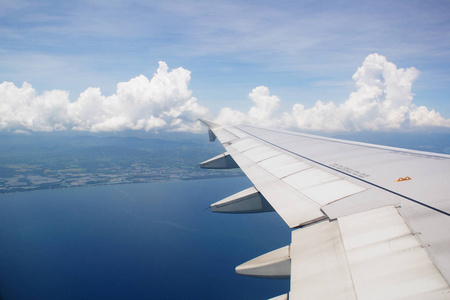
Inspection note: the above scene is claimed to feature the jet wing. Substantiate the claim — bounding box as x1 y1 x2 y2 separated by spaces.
199 119 450 300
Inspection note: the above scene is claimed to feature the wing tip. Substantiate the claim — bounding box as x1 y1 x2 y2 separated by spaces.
199 118 221 129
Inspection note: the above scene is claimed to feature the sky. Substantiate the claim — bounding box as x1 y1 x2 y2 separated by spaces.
1 0 450 133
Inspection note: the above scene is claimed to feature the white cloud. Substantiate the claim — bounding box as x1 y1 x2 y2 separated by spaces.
248 86 280 124
1 55 449 134
216 53 450 131
216 86 280 127
0 62 210 133
0 81 71 132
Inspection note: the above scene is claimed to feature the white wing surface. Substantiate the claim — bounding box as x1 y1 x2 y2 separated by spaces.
200 119 450 300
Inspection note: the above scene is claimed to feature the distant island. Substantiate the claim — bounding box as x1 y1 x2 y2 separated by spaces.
0 132 243 194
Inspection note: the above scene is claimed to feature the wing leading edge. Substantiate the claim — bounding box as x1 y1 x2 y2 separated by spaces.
199 119 450 299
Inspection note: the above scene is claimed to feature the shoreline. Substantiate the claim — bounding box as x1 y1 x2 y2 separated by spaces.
0 173 245 196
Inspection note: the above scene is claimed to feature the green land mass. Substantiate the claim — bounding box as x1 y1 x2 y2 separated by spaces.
0 132 243 194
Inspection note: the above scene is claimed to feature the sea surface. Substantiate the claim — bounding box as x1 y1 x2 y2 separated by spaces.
0 178 290 300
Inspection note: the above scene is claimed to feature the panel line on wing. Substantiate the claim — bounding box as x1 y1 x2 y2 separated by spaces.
215 128 239 144
243 145 281 163
301 180 366 206
227 127 249 138
257 154 312 179
230 138 262 152
282 168 339 191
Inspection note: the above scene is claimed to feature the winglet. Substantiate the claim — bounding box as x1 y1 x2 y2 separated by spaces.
199 118 221 129
199 119 221 142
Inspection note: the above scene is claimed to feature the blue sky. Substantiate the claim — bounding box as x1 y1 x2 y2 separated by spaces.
1 0 450 132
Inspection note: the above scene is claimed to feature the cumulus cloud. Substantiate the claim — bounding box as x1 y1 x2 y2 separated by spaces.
0 62 209 133
216 53 450 131
1 55 449 134
216 86 281 127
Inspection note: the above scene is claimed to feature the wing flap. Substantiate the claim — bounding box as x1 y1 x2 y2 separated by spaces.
337 206 450 300
288 206 450 299
290 220 357 300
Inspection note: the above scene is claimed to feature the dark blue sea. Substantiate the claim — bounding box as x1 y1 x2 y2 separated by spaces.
0 178 290 300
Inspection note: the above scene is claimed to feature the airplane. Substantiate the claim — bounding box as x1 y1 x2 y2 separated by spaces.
199 119 450 300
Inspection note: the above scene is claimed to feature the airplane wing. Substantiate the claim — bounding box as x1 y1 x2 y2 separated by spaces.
199 119 450 300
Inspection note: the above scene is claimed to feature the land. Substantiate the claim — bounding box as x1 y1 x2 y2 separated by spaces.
0 132 243 194
2 130 449 194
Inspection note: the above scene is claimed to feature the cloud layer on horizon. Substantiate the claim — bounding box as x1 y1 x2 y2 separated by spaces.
1 54 449 134
216 54 450 131
0 62 209 133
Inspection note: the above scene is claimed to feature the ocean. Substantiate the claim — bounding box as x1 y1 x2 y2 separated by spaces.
0 178 290 300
